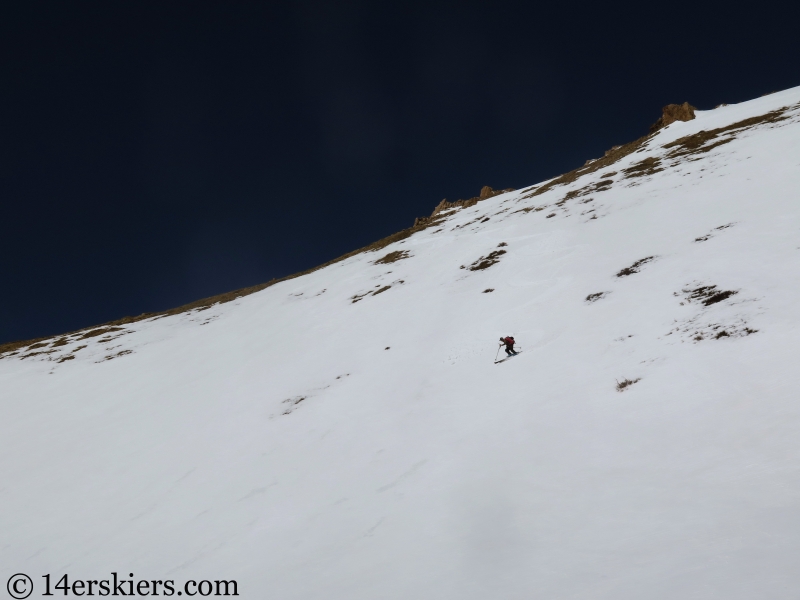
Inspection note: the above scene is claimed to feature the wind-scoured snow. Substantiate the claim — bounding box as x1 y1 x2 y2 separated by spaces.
3 87 800 599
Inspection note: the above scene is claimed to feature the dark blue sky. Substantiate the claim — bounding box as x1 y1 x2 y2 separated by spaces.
2 1 798 344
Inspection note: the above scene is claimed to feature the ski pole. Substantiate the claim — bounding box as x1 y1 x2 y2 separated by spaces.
494 344 501 362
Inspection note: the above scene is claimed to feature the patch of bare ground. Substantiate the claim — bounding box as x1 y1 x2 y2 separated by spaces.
278 374 350 416
373 250 410 265
462 249 507 271
616 378 641 391
78 326 125 340
55 347 88 363
622 156 663 179
18 349 50 359
668 285 757 342
514 205 547 215
483 289 494 293
585 292 608 303
682 285 738 306
522 135 652 200
669 319 758 342
100 349 132 362
664 107 792 160
281 394 311 416
555 179 614 207
351 280 404 303
616 257 655 277
98 333 127 343
695 223 735 242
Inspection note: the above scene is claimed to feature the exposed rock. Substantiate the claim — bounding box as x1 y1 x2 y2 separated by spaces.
373 250 410 265
414 186 515 227
462 249 506 271
649 102 697 133
479 185 499 199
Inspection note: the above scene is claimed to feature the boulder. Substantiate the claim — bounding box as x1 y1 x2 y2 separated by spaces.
650 102 697 133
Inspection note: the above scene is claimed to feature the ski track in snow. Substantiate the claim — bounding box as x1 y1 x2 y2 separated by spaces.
4 88 800 599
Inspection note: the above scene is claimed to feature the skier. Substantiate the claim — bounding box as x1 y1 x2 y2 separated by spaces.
499 336 517 356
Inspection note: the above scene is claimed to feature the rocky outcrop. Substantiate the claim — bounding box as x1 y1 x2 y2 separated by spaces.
568 103 698 182
413 186 515 227
649 102 697 133
479 185 504 199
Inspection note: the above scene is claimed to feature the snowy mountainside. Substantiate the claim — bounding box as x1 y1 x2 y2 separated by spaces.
3 87 800 599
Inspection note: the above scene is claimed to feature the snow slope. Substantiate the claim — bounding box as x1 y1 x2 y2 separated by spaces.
3 87 800 599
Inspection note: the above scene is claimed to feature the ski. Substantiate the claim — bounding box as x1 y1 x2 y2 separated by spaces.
494 351 522 364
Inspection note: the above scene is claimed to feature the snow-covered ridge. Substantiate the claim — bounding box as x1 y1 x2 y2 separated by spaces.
3 86 800 599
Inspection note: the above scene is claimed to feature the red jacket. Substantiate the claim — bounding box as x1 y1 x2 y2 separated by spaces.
503 337 515 347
